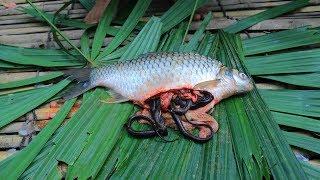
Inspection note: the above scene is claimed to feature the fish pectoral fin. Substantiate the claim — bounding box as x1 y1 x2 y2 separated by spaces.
100 90 129 103
194 80 220 91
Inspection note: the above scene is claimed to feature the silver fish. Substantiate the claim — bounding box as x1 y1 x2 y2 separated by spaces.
64 52 253 103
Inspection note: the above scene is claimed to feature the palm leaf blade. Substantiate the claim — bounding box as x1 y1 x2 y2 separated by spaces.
243 28 320 56
20 7 92 29
0 44 84 67
283 131 320 154
79 0 96 10
160 0 209 33
120 17 162 61
224 0 310 33
273 112 320 133
0 0 319 178
25 0 93 65
180 12 212 52
260 90 320 117
97 0 152 60
0 99 76 179
260 73 320 88
301 161 320 180
0 80 70 128
0 72 63 90
245 48 320 75
91 0 119 60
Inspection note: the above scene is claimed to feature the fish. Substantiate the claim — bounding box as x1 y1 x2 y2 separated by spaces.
63 52 253 105
64 52 254 141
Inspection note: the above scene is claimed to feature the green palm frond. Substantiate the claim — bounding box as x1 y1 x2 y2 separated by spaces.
0 44 83 67
260 90 320 117
180 12 212 52
243 27 320 55
224 0 310 33
0 80 70 129
0 0 320 178
120 17 162 61
261 73 320 88
217 32 306 179
25 0 93 65
91 0 119 60
0 99 76 179
97 0 153 60
284 131 320 154
245 48 320 75
302 161 320 179
0 72 63 90
160 0 210 33
273 112 320 133
20 7 92 29
244 47 320 87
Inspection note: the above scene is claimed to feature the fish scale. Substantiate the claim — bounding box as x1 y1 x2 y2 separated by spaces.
89 52 223 102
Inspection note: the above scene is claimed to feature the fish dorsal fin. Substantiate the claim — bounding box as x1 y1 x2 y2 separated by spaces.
194 80 220 91
101 90 129 103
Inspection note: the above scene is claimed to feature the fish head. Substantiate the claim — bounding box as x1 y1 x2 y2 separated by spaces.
230 69 253 93
218 67 253 93
207 67 253 101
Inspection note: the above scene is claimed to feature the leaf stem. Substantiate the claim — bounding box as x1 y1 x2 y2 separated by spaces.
26 0 95 66
182 0 199 43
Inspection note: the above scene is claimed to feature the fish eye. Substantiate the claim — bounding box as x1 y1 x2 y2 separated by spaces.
239 72 247 79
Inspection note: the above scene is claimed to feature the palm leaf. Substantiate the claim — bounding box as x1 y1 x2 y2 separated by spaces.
26 0 93 65
79 0 96 10
261 73 320 88
0 61 26 69
273 112 320 133
20 89 125 179
0 79 70 128
120 17 162 61
217 31 306 179
20 7 92 29
243 27 320 56
224 0 310 33
80 29 91 59
0 72 63 90
244 35 320 87
283 131 320 154
0 98 76 179
91 0 119 60
301 161 320 180
160 0 209 33
196 32 216 56
0 44 83 67
180 12 212 52
259 90 320 117
245 48 320 75
0 0 319 178
21 6 119 36
97 0 152 60
159 23 187 52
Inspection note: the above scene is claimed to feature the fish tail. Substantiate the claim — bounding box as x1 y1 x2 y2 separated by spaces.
61 68 93 99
